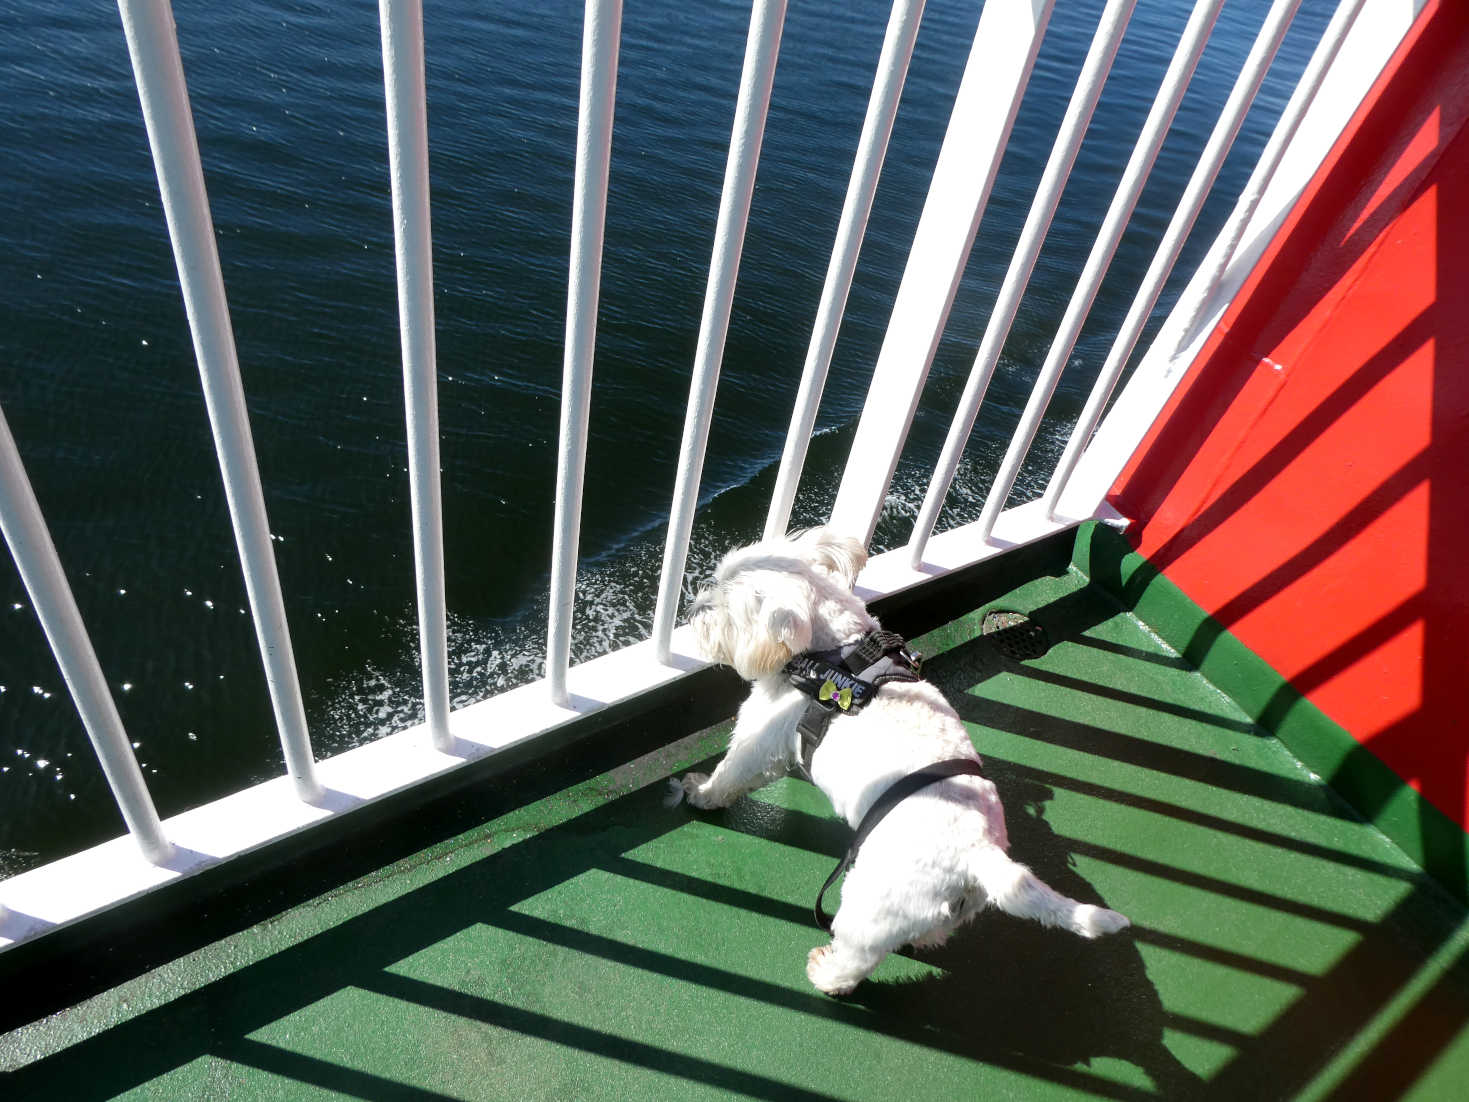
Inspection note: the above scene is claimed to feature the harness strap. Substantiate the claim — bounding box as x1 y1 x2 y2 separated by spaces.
814 757 986 933
796 708 834 779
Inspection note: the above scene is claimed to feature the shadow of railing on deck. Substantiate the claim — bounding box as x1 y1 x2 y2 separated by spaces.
1109 0 1469 939
934 606 1469 1101
0 762 1181 1101
1087 8 1469 1093
6 578 1469 1099
0 777 830 1102
0 752 1281 1098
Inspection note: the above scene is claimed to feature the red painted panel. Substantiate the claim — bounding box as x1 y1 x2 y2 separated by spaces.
1110 1 1469 829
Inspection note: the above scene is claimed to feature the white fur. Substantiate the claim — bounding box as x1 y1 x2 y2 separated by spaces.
677 526 1129 995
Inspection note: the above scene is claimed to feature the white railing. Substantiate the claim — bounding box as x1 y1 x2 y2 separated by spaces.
764 0 926 542
651 0 788 664
826 0 1055 544
0 0 1421 950
908 0 1147 564
0 408 172 864
380 0 453 753
548 0 623 708
117 0 323 803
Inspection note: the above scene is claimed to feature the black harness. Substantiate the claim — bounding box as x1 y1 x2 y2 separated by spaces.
786 629 924 774
783 630 985 931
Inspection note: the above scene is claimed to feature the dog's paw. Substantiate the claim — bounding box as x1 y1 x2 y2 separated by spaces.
663 777 687 808
678 772 723 810
1071 904 1130 938
806 944 859 997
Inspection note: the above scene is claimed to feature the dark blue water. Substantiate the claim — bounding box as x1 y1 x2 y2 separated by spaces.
0 0 1333 874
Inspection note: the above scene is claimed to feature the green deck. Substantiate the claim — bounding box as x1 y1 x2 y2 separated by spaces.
4 528 1469 1099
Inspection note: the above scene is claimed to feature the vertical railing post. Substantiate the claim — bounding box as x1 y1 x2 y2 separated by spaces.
763 0 926 542
905 0 1136 565
117 0 322 800
379 0 452 749
826 0 1054 546
1170 0 1367 362
969 0 1233 544
0 405 173 864
651 0 788 663
548 0 622 707
1042 0 1304 520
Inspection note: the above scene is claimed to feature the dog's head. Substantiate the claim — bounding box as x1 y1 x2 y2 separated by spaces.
688 527 869 681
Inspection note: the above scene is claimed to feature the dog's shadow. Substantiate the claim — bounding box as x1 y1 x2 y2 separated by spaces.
852 766 1205 1098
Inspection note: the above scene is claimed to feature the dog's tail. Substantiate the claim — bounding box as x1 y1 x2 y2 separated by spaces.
966 845 1129 938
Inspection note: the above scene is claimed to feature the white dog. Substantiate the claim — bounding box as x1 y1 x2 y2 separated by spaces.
673 526 1129 995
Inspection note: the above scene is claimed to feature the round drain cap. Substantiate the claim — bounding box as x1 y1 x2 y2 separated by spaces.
981 609 1050 662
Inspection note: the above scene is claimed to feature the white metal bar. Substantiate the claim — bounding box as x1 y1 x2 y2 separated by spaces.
117 0 323 800
1054 0 1423 522
379 0 451 749
1170 0 1366 359
1042 0 1303 519
548 0 623 707
963 0 1228 540
651 0 787 663
0 405 173 864
826 0 1054 546
905 0 1135 566
762 0 925 541
969 0 1226 542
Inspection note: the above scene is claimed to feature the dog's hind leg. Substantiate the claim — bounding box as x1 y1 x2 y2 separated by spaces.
909 912 963 950
805 860 914 995
967 846 1129 938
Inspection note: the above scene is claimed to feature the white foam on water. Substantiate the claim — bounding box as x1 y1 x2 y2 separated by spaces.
309 524 735 758
307 409 1075 759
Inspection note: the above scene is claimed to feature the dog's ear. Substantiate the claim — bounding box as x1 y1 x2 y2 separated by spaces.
688 591 730 664
795 527 868 590
731 587 812 680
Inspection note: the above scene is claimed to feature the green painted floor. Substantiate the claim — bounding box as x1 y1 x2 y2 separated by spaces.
5 553 1469 1099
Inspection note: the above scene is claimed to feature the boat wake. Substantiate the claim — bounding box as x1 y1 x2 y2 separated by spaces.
308 414 1068 759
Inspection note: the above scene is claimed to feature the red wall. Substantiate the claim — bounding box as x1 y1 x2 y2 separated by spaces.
1110 1 1469 830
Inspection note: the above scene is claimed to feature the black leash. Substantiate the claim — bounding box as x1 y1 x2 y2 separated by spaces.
814 757 986 932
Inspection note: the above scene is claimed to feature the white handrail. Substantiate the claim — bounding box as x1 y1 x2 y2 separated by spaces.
651 0 787 663
763 0 926 542
905 0 1136 566
379 0 452 751
117 0 322 800
1043 0 1304 519
548 0 623 707
0 406 173 864
827 0 1055 545
1053 0 1412 522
